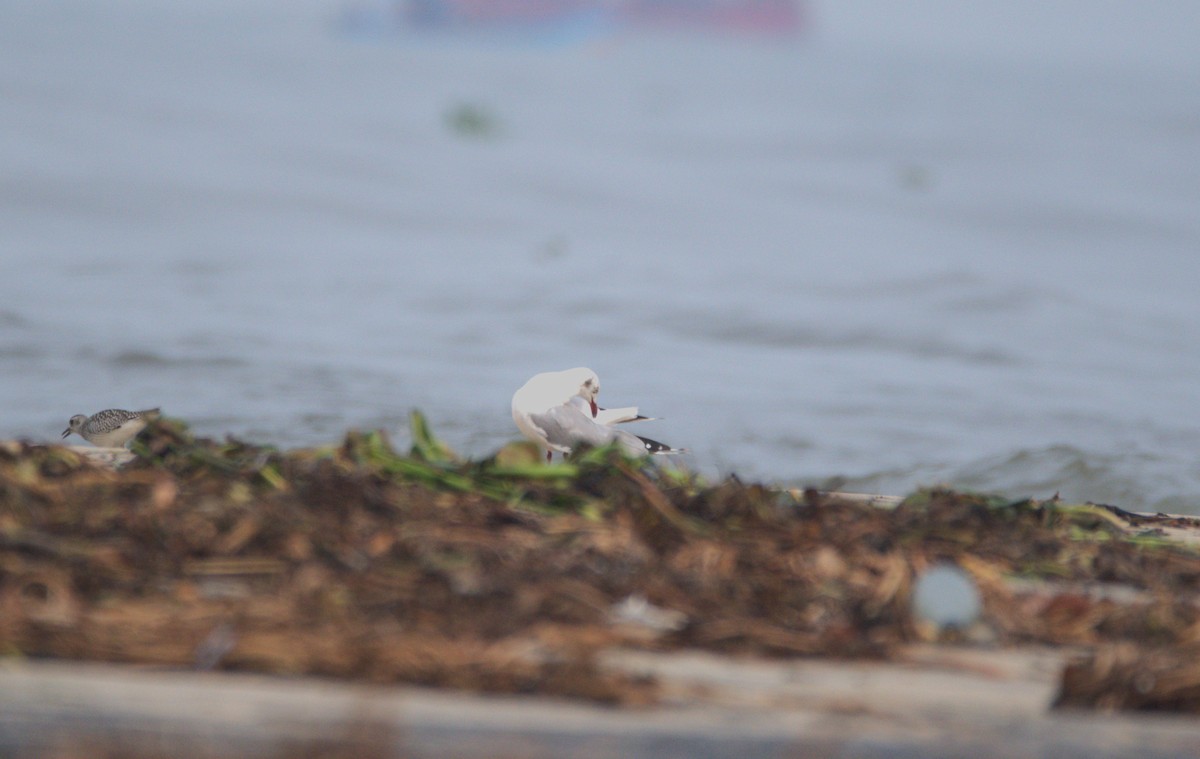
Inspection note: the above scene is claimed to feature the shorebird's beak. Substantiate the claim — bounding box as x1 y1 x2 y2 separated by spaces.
61 428 71 438
590 399 598 418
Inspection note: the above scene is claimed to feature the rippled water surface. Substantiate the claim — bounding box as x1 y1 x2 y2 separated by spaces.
2 2 1199 511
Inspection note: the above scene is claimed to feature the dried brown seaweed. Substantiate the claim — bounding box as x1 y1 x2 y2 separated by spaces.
1055 642 1200 712
3 415 1200 710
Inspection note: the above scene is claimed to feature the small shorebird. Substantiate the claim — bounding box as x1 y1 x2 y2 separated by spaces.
62 408 161 448
511 367 683 462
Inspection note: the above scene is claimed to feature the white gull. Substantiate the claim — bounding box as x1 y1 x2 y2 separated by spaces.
511 367 682 462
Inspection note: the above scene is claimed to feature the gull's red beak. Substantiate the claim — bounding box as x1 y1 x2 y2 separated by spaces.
590 399 598 418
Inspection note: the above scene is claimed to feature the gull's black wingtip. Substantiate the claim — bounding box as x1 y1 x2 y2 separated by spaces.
636 435 686 455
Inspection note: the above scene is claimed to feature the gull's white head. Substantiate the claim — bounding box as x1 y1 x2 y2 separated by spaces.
562 367 600 418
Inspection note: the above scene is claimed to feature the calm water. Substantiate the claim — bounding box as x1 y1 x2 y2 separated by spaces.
2 2 1199 511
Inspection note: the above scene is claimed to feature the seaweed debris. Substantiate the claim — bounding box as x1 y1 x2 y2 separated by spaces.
2 416 1200 710
1055 642 1200 713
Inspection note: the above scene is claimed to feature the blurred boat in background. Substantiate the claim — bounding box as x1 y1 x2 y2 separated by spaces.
624 0 802 34
338 0 804 42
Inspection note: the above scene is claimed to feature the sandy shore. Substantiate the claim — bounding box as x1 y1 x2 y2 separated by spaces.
3 649 1200 758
